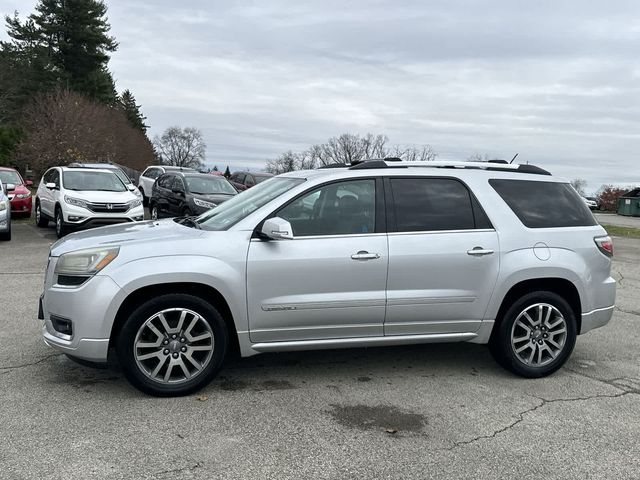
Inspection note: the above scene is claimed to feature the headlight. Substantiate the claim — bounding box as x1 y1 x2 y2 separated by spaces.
16 193 31 199
129 198 142 208
55 247 120 275
193 198 216 209
64 195 88 209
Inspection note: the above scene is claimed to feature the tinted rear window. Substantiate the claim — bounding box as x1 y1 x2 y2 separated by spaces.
390 178 477 231
490 179 597 228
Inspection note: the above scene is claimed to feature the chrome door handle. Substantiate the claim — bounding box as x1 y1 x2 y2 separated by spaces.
351 251 381 260
467 247 495 256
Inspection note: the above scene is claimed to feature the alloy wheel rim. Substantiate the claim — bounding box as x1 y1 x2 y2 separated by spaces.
56 214 61 234
36 206 40 223
133 308 214 384
151 207 158 220
511 303 567 367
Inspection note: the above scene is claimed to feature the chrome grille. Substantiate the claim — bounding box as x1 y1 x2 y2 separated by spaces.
86 202 130 213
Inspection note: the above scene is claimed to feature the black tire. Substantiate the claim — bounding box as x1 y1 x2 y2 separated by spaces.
489 291 577 378
116 294 228 396
0 228 10 241
35 201 48 227
150 203 159 220
54 207 68 238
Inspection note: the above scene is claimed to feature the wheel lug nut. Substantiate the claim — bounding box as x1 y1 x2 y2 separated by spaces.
163 340 169 345
172 334 177 339
172 352 179 358
181 346 187 352
180 337 186 343
163 349 169 355
543 333 548 338
538 340 543 344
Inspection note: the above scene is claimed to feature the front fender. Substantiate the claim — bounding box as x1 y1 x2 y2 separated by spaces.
105 254 248 334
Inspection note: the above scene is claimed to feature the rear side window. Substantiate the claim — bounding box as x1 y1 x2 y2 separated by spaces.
490 179 597 228
389 178 481 231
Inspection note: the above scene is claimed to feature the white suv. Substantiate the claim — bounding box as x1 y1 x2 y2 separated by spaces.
35 166 144 238
39 159 615 396
138 165 195 205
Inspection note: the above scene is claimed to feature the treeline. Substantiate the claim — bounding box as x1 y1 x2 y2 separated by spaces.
0 0 154 176
265 133 437 174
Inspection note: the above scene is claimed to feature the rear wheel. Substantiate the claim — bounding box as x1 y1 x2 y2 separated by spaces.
150 203 159 220
35 202 48 227
489 291 577 378
116 294 228 396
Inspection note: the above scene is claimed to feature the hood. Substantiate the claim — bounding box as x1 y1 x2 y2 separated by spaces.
64 189 137 203
50 219 203 256
10 184 30 195
193 193 235 204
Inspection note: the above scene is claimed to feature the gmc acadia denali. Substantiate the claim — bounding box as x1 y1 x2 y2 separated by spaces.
38 159 616 396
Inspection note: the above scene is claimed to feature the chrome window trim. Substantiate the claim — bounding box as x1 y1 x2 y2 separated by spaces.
250 232 387 241
388 228 495 236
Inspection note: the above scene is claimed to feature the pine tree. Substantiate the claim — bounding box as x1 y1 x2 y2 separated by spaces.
224 166 231 178
212 165 219 171
118 89 147 133
4 0 118 103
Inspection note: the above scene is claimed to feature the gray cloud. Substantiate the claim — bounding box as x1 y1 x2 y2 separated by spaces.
2 0 639 192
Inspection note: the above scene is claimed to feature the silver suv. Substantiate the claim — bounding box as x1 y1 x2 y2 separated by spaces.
39 160 616 396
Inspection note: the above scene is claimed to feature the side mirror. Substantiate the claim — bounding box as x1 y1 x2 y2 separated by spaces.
261 217 294 240
45 182 57 190
6 183 15 191
25 180 33 187
127 184 136 191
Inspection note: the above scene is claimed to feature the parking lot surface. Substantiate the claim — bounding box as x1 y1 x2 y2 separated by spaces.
1 222 639 479
595 212 640 228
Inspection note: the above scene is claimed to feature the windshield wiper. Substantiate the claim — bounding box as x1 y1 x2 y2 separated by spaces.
178 215 201 229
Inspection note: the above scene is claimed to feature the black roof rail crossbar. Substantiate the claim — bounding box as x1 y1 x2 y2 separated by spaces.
347 159 552 175
317 163 349 169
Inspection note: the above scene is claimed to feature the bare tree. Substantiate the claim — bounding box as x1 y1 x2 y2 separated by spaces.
153 126 206 169
12 89 154 176
395 144 438 162
467 152 491 162
570 178 587 196
265 133 439 173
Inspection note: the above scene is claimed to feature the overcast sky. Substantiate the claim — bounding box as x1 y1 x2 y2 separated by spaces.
2 0 639 192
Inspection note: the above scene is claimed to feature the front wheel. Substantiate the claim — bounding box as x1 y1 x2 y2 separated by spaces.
489 291 577 378
54 208 67 238
116 294 228 396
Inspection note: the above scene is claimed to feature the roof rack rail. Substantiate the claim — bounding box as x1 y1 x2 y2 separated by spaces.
348 159 551 175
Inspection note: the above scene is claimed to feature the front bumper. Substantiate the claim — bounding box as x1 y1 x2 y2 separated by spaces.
62 204 144 228
10 195 32 215
39 263 126 362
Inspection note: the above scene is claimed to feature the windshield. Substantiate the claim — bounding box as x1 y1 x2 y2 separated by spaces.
63 171 127 192
186 176 236 195
254 174 272 184
196 177 305 231
0 170 22 185
113 169 132 185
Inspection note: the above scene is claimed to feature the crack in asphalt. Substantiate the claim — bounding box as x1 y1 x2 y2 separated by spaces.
448 390 636 450
152 462 203 478
615 305 640 317
0 353 63 371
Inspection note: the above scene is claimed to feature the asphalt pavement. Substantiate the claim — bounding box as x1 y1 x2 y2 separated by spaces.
0 222 638 479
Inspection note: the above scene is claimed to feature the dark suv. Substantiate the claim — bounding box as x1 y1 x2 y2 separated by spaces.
149 171 237 219
229 171 273 191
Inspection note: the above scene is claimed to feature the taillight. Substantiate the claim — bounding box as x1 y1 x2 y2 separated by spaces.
594 235 613 257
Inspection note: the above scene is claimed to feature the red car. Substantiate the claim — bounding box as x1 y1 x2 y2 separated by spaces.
228 171 274 191
0 167 33 217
